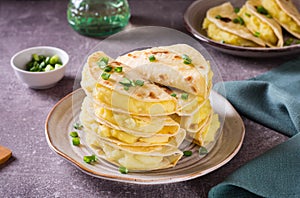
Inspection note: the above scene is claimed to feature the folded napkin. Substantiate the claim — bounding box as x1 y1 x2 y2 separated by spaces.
209 58 300 198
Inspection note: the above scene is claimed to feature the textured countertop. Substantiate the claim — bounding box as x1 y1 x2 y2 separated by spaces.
0 0 291 197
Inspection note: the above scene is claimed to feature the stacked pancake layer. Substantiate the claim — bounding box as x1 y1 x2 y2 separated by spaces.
80 44 220 171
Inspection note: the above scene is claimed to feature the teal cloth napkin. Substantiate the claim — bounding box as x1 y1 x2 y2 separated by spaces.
209 58 300 198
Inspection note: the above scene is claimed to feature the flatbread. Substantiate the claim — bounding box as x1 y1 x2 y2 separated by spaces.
203 2 266 47
239 0 284 47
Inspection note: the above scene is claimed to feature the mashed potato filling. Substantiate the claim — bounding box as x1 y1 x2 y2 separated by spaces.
239 6 278 45
262 0 300 34
190 114 220 146
202 18 259 47
93 83 176 115
93 104 179 135
86 133 182 170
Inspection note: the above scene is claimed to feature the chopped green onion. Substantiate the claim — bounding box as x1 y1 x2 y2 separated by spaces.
33 54 40 61
73 123 83 130
114 67 123 73
256 5 268 15
182 54 192 65
119 166 128 174
254 31 260 37
245 13 251 17
183 150 192 156
148 55 156 62
97 57 109 68
72 137 80 146
220 40 225 44
83 155 97 164
181 93 189 100
234 7 240 13
135 80 144 86
170 93 177 97
215 15 222 19
69 131 78 137
119 78 132 86
295 40 300 45
49 55 60 65
45 65 54 72
124 86 129 91
284 38 294 46
233 16 244 25
101 72 111 80
104 66 112 72
199 146 208 155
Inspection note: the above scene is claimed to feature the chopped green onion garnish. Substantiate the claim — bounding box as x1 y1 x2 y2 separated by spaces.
124 86 129 91
101 72 111 80
119 166 128 174
69 131 78 137
72 137 80 146
284 38 294 46
182 54 192 65
234 7 240 13
183 150 192 156
33 54 40 61
233 16 244 25
119 78 132 86
148 55 156 62
73 123 83 130
215 15 222 19
97 57 109 69
181 93 189 100
256 5 268 15
49 55 60 65
114 67 123 73
245 13 251 17
296 40 300 45
199 146 208 155
220 40 225 44
170 93 177 97
83 155 97 164
254 31 260 37
135 80 144 86
104 66 112 72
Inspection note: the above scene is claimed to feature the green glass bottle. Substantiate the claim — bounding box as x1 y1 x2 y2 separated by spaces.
67 0 130 37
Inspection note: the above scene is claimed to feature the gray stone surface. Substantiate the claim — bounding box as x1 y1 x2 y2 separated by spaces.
0 0 291 197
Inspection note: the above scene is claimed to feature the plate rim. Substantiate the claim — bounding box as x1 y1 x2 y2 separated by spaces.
45 88 245 184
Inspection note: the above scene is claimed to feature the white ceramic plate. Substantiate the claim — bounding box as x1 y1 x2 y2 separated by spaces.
184 0 300 58
45 88 245 184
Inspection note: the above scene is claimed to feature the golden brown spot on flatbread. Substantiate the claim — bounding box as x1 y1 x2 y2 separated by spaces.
152 51 169 55
103 81 111 85
162 87 172 94
110 61 122 66
174 55 181 59
199 65 204 69
185 76 193 82
191 86 197 93
149 91 158 99
189 123 198 130
136 91 147 98
128 54 132 57
159 74 168 81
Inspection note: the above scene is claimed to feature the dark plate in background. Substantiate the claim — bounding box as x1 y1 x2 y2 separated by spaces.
184 0 300 58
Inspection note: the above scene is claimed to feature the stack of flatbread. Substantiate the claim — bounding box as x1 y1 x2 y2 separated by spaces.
80 44 220 171
203 0 300 47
